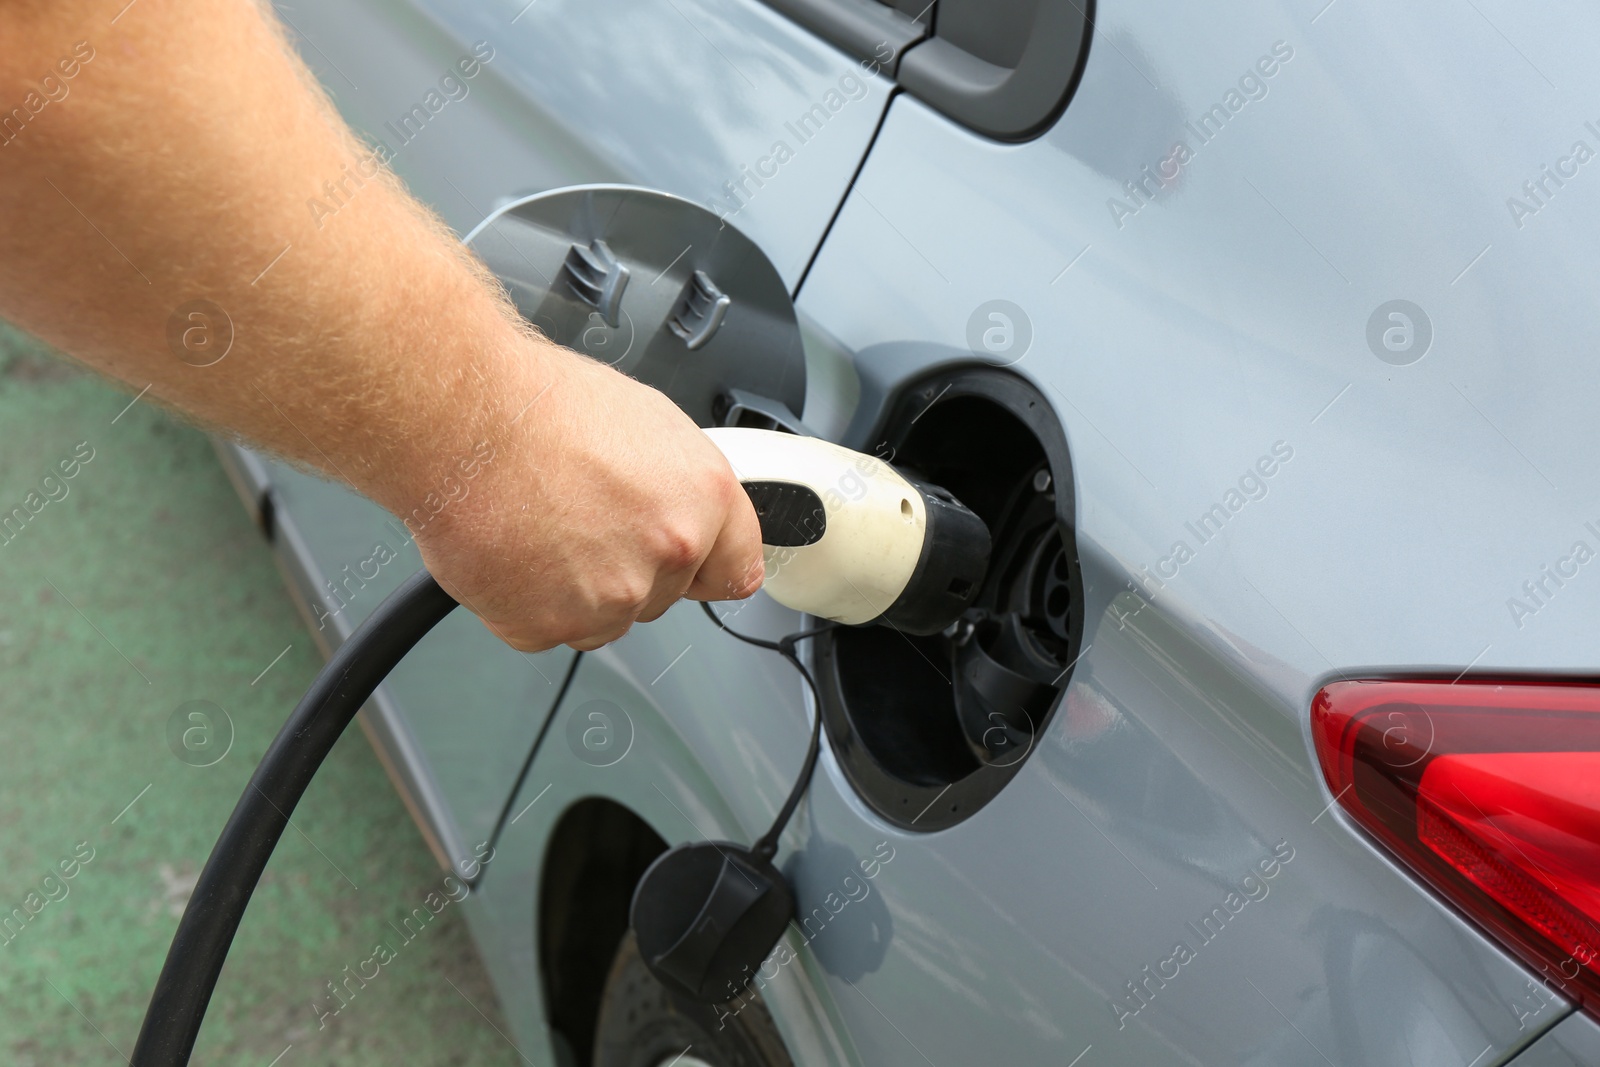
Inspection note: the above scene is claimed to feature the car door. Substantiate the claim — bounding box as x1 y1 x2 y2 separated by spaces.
220 0 896 876
777 0 1600 1064
523 1 1600 1066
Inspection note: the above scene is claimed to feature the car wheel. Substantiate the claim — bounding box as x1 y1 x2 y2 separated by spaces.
592 931 794 1067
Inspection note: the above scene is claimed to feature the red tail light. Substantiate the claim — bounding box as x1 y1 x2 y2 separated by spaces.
1313 680 1600 1014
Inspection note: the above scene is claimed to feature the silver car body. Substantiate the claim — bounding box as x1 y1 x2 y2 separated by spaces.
220 1 1600 1063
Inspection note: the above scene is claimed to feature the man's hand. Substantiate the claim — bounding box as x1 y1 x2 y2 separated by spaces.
0 0 765 650
414 352 764 653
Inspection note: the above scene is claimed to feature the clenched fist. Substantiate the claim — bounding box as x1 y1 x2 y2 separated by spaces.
408 344 765 652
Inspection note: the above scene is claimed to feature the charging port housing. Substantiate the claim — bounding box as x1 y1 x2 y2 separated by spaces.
814 368 1084 831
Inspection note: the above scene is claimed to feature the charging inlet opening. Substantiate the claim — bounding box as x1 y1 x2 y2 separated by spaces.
815 368 1084 831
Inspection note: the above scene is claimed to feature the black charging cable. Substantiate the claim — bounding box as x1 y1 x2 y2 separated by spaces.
131 570 460 1066
698 601 834 861
131 571 831 1063
625 605 836 1004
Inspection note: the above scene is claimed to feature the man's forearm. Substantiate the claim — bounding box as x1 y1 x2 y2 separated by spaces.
0 0 765 653
0 0 546 520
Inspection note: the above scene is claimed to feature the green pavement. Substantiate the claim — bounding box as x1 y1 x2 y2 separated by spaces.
0 323 520 1066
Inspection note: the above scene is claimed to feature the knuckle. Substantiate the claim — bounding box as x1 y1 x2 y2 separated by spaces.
655 520 705 573
636 600 670 624
603 575 653 614
692 460 734 506
715 467 747 510
705 459 737 491
730 555 765 599
570 621 631 651
543 614 603 650
503 629 557 654
729 578 759 601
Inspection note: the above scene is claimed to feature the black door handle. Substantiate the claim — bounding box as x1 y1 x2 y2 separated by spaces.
897 0 1095 141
